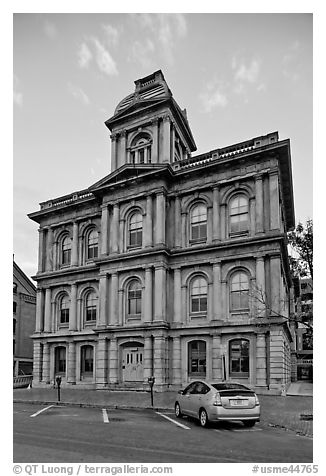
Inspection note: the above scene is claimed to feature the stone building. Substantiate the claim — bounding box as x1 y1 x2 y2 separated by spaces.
13 259 36 376
28 70 295 394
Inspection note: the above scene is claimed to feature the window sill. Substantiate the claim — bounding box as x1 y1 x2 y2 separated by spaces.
189 238 207 245
84 321 96 326
58 324 69 328
127 245 142 251
127 315 142 321
229 231 249 238
190 313 207 319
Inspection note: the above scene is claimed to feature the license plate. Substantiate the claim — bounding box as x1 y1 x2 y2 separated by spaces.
230 399 248 406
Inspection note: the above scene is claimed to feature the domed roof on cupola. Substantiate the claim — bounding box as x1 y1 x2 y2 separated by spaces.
114 70 172 115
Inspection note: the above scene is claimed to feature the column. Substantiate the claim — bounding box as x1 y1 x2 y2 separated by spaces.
207 206 213 244
44 288 52 333
96 338 108 388
38 228 45 272
101 204 109 255
154 266 167 321
270 256 281 316
33 341 42 383
110 134 117 171
42 343 50 384
221 280 227 320
173 268 182 323
269 171 280 230
151 118 159 163
172 336 181 384
181 212 187 248
174 196 181 248
35 288 44 333
153 335 166 385
155 192 166 245
212 186 220 242
120 129 127 165
99 274 109 327
71 222 79 266
45 227 53 272
256 333 267 387
67 342 76 384
170 121 175 161
255 175 264 234
110 273 119 325
111 203 120 253
144 267 153 322
250 198 256 237
212 334 223 380
69 283 78 331
145 194 153 247
212 263 222 320
256 257 266 317
119 218 125 253
108 338 118 383
220 204 227 240
143 336 153 381
162 115 171 163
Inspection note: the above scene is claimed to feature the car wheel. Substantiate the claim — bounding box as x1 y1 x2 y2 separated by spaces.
199 408 209 428
175 402 182 418
243 420 256 427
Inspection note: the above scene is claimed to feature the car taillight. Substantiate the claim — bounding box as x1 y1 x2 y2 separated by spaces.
213 392 222 406
255 395 260 406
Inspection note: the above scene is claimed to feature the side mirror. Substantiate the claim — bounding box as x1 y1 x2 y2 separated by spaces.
178 389 183 394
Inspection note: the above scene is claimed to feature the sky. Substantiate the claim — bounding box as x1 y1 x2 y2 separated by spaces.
13 13 313 280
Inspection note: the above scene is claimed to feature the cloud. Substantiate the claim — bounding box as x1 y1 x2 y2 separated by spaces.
131 13 187 64
102 24 121 47
78 42 93 69
67 82 90 105
233 58 260 83
282 40 301 82
199 81 228 113
92 38 118 76
13 75 23 106
43 20 57 39
129 38 155 69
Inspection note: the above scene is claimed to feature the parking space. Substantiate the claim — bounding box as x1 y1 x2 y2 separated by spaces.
13 402 313 463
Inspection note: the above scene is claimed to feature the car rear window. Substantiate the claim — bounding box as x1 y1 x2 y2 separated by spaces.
211 383 250 391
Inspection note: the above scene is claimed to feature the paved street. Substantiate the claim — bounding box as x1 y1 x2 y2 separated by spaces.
14 403 312 463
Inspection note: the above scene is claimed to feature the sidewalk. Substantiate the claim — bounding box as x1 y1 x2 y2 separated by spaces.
13 387 313 437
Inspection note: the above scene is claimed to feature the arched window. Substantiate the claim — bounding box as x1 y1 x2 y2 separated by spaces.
61 235 72 265
229 339 249 377
190 276 208 314
127 280 142 317
86 229 98 260
128 211 143 248
188 340 206 377
81 345 94 374
55 346 66 374
230 271 249 311
229 195 249 234
85 291 97 322
190 204 207 241
130 135 152 164
59 294 70 324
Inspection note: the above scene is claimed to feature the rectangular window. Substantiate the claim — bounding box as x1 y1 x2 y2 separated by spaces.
129 230 142 247
86 307 96 322
229 340 249 377
62 249 71 265
128 290 142 315
191 296 207 313
60 309 69 324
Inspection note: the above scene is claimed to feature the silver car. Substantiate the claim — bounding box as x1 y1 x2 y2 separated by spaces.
175 380 260 428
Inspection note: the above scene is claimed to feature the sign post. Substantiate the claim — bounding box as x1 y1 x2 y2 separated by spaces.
148 376 155 407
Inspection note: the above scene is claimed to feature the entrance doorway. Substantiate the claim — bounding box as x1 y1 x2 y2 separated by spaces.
122 346 144 382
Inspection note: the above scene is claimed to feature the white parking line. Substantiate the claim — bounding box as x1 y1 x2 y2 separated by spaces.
102 408 109 423
156 411 190 430
30 405 54 418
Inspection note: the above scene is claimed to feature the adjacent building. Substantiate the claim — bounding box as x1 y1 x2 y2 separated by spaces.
295 278 313 381
13 259 36 376
28 70 295 394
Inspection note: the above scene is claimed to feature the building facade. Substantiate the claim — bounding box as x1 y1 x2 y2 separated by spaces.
295 278 313 381
13 259 36 376
28 70 295 394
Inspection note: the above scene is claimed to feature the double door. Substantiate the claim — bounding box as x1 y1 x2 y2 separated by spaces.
122 347 144 382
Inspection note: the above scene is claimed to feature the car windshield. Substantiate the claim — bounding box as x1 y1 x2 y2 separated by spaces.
210 383 250 391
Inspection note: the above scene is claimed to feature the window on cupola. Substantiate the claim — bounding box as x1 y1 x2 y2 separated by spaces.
130 134 152 164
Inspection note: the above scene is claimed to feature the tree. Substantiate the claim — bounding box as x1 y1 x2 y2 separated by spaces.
287 219 313 279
